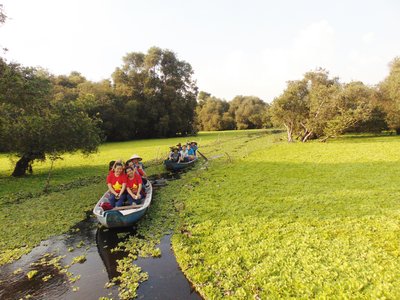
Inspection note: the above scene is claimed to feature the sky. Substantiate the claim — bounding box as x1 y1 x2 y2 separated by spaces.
1 0 400 102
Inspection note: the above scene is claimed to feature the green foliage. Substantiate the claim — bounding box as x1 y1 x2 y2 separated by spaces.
7 130 397 298
0 131 256 266
323 81 374 139
229 95 269 129
196 95 232 131
270 69 375 142
196 92 270 131
270 80 309 142
111 47 198 139
70 255 86 264
0 181 105 265
26 270 38 280
0 58 102 176
169 134 400 299
378 57 400 133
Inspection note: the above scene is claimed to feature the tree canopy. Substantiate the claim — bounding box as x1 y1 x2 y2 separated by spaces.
196 93 270 131
111 47 198 139
378 57 400 134
270 69 374 142
0 58 102 176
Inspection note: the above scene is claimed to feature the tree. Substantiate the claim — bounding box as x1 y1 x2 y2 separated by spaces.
323 81 373 139
0 4 7 52
0 59 102 176
112 47 198 139
196 95 232 131
379 57 400 134
270 80 309 142
270 69 372 142
298 70 341 141
229 96 269 129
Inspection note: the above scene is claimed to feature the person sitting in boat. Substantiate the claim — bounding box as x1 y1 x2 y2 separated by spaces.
190 141 198 156
126 154 147 183
106 162 127 207
168 146 175 159
125 166 143 205
108 160 116 171
169 147 181 162
109 159 124 174
187 144 196 161
179 144 189 162
176 143 182 151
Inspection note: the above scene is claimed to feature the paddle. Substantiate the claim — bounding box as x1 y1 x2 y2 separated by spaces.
112 204 143 211
197 150 208 161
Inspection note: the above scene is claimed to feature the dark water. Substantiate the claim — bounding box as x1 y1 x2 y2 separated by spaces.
0 172 202 300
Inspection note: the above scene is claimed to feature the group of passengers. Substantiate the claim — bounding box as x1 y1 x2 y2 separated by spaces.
105 154 147 208
168 141 198 163
105 141 198 209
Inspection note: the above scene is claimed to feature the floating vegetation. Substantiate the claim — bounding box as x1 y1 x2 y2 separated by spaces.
42 274 52 282
171 136 400 298
71 255 86 265
76 241 85 248
72 286 79 292
26 270 38 280
68 274 81 283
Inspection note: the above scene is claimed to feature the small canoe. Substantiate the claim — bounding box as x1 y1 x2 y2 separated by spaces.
164 157 198 171
93 181 153 228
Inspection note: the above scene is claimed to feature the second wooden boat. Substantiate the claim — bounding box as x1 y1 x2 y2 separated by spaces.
164 157 198 171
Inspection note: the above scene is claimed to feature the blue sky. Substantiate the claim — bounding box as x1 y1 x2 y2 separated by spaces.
1 0 399 102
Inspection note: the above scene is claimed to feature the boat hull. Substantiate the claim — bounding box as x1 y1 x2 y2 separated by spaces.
93 181 152 228
164 157 197 171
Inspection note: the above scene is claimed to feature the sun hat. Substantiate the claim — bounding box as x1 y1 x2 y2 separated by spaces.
128 154 142 161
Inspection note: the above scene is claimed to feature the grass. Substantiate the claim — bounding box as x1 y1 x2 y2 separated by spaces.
0 130 261 266
168 134 400 299
1 129 399 299
0 130 256 198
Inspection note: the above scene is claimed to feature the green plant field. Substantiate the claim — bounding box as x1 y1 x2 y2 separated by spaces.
2 130 399 299
0 130 257 198
0 130 263 266
167 134 400 299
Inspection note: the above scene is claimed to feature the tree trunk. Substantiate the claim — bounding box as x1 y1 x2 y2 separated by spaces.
43 159 55 192
11 152 45 177
396 128 400 135
284 123 293 142
302 131 313 142
12 155 31 177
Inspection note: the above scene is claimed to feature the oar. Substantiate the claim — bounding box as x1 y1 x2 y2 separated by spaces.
197 150 208 161
112 204 143 210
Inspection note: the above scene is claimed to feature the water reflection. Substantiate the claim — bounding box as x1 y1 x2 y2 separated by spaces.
0 172 202 299
96 226 135 280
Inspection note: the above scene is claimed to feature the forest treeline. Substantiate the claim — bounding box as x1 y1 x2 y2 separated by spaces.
2 4 400 176
197 59 400 143
1 51 400 176
0 47 198 176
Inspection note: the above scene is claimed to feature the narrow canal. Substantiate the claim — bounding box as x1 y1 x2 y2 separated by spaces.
0 174 202 300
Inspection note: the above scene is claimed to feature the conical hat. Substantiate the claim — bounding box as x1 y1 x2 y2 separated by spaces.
128 154 142 161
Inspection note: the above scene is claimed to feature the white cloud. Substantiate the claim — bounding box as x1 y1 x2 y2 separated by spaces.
290 20 336 74
256 20 337 100
197 20 338 102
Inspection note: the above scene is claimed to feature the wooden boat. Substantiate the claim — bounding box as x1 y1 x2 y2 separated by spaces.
93 181 153 228
164 157 198 171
